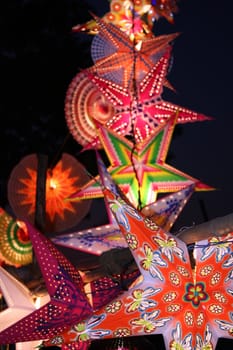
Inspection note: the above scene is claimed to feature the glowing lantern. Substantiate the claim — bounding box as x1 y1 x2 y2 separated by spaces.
7 153 91 233
0 208 32 267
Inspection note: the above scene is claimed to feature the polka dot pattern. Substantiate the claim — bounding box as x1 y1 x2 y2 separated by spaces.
0 222 93 344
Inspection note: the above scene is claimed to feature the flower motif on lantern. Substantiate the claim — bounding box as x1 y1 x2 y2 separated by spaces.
113 328 131 337
183 282 209 308
126 286 159 312
105 300 122 314
109 196 141 230
140 243 166 280
130 310 170 333
200 235 233 262
152 236 185 262
196 324 213 350
125 233 138 250
170 323 192 350
71 315 110 343
215 319 233 337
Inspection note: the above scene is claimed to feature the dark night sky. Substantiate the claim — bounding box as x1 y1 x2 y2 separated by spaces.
0 0 232 232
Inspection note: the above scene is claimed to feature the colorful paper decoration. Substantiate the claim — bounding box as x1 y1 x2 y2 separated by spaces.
65 50 212 149
7 153 91 233
0 220 140 347
149 0 179 24
68 116 212 209
85 270 140 311
0 208 32 267
0 266 36 331
89 15 178 89
65 42 178 149
141 183 194 231
73 0 180 39
54 155 194 255
66 31 212 149
42 188 233 350
73 0 155 41
65 71 116 148
96 150 195 233
84 53 212 148
0 266 49 350
0 221 93 344
53 224 125 256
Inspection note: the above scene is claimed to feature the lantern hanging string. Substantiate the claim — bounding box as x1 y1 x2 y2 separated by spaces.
129 1 143 211
48 132 71 172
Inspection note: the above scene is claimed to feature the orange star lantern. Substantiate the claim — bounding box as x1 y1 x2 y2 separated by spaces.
7 153 91 233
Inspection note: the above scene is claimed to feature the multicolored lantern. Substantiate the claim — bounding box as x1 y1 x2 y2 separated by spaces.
84 54 212 147
0 220 139 346
0 208 32 267
68 117 212 209
66 48 211 149
0 221 93 344
89 15 178 89
41 188 233 350
65 71 115 149
54 155 194 255
73 0 180 39
73 0 155 41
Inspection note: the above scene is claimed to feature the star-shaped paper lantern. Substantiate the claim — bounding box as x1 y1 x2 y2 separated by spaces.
0 266 50 350
54 154 194 255
7 153 91 233
65 48 212 149
0 221 93 344
65 36 177 149
53 184 194 255
84 50 212 148
84 269 140 311
68 116 212 209
89 15 178 89
0 208 32 267
0 220 141 348
0 266 37 331
42 188 233 350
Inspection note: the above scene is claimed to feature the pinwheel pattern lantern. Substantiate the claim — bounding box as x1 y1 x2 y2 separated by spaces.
0 208 32 267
